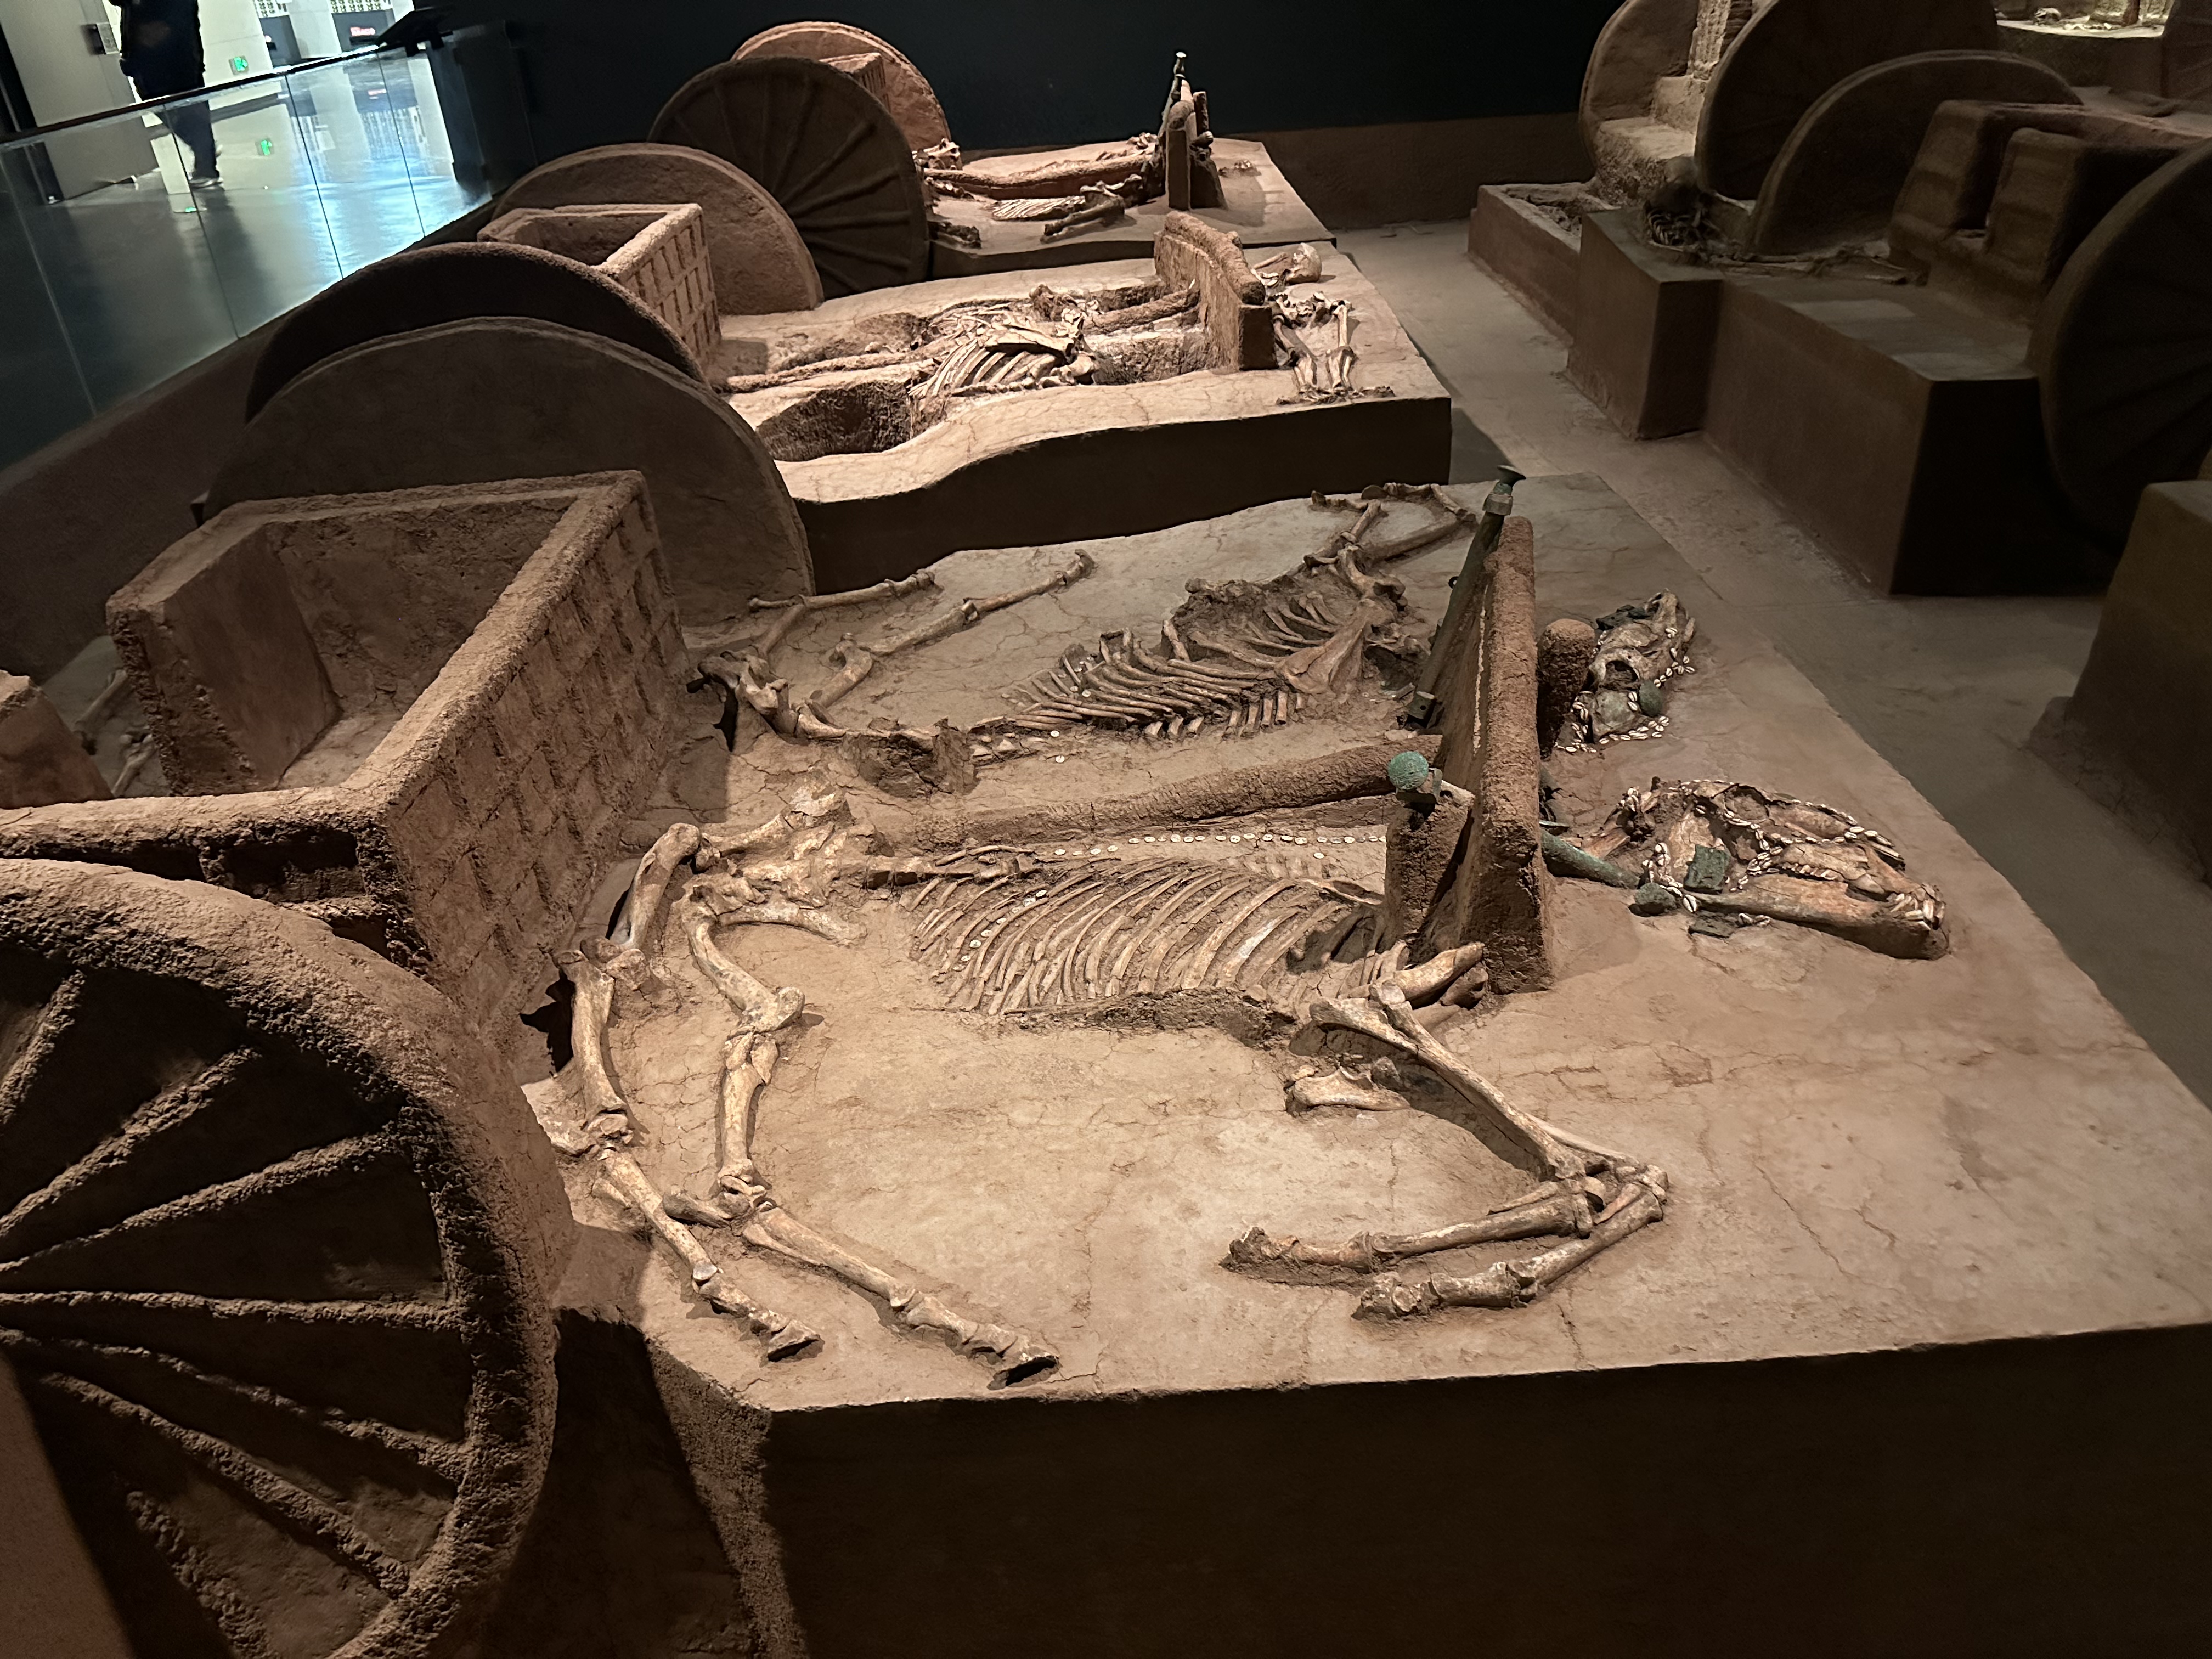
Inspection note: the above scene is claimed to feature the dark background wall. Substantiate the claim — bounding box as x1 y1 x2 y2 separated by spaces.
449 0 1619 161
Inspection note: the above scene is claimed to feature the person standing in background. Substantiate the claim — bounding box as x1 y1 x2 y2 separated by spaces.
109 0 218 184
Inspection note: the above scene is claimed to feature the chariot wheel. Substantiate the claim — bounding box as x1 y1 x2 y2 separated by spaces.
245 242 701 420
734 20 952 153
650 57 930 298
1578 0 1698 143
2033 140 2212 545
0 861 565 1659
1745 50 2076 253
1695 0 1999 200
495 142 823 317
210 317 816 617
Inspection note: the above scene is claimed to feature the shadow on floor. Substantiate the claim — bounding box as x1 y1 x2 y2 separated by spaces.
1450 407 1509 485
479 1313 764 1658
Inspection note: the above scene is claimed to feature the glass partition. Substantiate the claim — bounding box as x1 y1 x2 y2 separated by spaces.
0 39 525 473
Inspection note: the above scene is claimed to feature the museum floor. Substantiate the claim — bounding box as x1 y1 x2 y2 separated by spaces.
1345 219 2212 1107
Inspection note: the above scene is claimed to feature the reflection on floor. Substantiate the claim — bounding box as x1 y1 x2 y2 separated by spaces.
1347 221 2212 1108
1 52 481 466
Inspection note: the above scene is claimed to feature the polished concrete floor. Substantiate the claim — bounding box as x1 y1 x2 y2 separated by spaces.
0 52 480 471
1346 219 2212 1108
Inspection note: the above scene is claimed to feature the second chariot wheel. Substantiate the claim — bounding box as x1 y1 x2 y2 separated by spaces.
0 860 566 1659
734 20 952 153
650 57 930 298
1695 0 1999 200
2033 141 2212 545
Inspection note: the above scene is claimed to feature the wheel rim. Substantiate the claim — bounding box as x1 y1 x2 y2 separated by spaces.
1578 0 1699 143
2034 142 2212 545
1745 50 2077 254
0 862 557 1659
245 242 700 421
650 58 929 298
1695 0 1999 199
734 20 953 152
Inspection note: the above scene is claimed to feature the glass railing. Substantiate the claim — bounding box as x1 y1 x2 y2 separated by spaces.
0 35 532 473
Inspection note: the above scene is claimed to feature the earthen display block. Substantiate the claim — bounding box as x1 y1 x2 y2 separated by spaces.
483 202 720 366
594 479 2212 1655
2000 17 2168 94
927 139 1333 279
2054 481 2212 872
725 252 1449 591
1466 184 1583 340
0 674 108 807
1703 277 2098 592
1567 208 1724 439
1 475 680 1049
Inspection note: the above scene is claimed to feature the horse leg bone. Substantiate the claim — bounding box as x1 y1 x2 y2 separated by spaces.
1354 1184 1667 1319
1329 302 1358 392
806 636 879 714
721 893 867 947
696 805 801 870
1440 961 1489 1007
744 571 938 659
1283 1065 1412 1114
684 896 805 1034
1395 941 1485 1005
1311 984 1587 1182
597 1148 820 1358
716 1034 778 1198
1224 1190 1598 1285
739 1204 1058 1384
558 943 637 1142
614 823 702 951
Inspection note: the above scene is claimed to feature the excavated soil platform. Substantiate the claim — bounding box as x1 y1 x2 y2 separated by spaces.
545 478 2212 1658
927 138 1335 278
720 252 1451 591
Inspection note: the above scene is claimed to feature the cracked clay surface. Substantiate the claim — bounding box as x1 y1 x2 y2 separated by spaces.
550 477 2212 1413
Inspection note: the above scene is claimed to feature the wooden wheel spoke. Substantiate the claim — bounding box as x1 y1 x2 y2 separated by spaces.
807 236 921 270
773 76 823 194
31 1369 414 1596
122 1491 284 1659
0 1286 460 1331
0 1046 263 1262
2038 142 2212 538
1 1325 469 1483
778 119 875 214
0 1128 407 1285
803 202 922 233
649 57 925 296
789 182 910 227
0 972 88 1138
